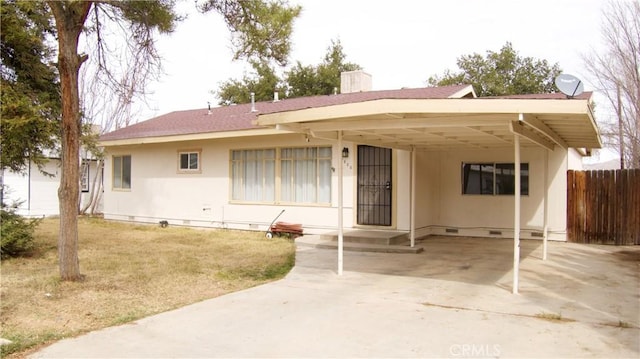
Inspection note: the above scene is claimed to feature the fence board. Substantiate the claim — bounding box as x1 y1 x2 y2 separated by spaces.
567 169 640 245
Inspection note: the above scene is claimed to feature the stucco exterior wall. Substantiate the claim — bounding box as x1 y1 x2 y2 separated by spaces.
412 146 570 240
103 134 356 233
567 148 584 170
103 134 572 240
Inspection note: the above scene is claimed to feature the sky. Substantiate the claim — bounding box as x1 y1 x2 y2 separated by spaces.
139 0 607 117
134 0 616 160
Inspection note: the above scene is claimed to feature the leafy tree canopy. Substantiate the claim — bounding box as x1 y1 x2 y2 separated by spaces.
285 39 361 98
199 0 301 66
216 39 361 105
0 0 60 173
217 60 287 105
428 42 562 97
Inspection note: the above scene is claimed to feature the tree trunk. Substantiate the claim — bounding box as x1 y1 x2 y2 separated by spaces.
49 1 92 281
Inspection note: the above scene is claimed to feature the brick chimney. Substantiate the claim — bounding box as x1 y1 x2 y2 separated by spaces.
340 70 372 94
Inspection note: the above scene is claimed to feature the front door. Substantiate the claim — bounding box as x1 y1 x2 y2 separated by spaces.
357 145 392 226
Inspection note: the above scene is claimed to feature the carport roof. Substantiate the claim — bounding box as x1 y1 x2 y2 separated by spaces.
99 84 601 151
255 91 601 151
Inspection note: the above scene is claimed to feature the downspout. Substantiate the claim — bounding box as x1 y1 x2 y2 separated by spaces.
337 131 344 275
513 114 522 295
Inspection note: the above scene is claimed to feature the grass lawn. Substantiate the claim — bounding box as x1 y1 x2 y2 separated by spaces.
0 217 296 358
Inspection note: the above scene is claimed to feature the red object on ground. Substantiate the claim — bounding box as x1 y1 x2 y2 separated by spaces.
270 222 303 237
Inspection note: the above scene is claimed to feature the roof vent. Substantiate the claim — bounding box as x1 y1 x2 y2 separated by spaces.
273 91 279 102
340 70 372 94
207 101 211 115
250 92 257 112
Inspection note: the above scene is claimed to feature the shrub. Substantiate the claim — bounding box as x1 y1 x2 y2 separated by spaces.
0 208 41 259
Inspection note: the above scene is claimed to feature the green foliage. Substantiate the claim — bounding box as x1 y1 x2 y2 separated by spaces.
0 207 41 259
216 39 362 104
286 39 362 97
217 60 287 105
112 0 180 33
0 0 60 173
428 42 562 97
200 0 301 66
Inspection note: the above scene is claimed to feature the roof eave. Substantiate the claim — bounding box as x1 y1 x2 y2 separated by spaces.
99 128 287 147
255 98 595 126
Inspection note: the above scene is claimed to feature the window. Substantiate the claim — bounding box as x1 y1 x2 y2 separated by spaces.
113 155 131 189
81 160 90 192
231 149 275 202
178 150 200 172
230 146 332 204
462 162 528 195
281 147 332 204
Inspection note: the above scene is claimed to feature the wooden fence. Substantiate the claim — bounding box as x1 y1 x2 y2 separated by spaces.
567 169 640 245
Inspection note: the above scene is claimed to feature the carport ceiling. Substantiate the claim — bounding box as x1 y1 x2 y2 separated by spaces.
299 114 549 151
258 98 601 151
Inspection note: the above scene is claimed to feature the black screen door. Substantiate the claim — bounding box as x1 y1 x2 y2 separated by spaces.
357 145 392 226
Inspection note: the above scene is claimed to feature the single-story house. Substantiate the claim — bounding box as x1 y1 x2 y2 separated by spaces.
99 71 601 291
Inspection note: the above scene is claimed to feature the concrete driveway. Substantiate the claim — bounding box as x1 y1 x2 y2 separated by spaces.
31 236 639 358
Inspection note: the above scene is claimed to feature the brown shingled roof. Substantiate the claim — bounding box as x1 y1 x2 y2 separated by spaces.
482 92 593 100
100 85 472 142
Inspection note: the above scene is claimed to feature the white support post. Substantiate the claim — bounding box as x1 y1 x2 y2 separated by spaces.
337 131 344 276
543 149 549 260
410 147 416 248
513 118 522 295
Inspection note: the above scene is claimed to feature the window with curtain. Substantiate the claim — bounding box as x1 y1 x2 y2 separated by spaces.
230 146 331 204
231 149 275 202
462 162 528 195
113 155 131 190
280 147 332 204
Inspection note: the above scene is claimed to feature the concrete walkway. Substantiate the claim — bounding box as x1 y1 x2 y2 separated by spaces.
31 236 639 358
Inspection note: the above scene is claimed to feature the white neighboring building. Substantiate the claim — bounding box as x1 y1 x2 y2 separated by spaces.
2 157 102 217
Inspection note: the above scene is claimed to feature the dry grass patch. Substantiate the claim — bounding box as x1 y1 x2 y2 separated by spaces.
0 217 295 358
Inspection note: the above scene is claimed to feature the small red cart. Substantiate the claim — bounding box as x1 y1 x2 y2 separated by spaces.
267 221 303 239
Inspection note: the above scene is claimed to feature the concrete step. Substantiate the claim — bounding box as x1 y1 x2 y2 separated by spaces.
297 235 423 254
319 230 409 246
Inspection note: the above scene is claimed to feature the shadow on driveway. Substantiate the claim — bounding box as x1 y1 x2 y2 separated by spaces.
296 235 640 354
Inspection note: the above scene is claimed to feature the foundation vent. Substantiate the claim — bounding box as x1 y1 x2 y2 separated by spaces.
489 230 502 235
445 228 459 234
531 231 544 238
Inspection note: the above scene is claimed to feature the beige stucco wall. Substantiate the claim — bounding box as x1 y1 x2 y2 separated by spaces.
412 145 570 240
103 134 356 233
103 134 572 240
567 148 584 170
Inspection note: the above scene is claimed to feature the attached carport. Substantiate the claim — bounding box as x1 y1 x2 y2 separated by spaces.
255 92 601 293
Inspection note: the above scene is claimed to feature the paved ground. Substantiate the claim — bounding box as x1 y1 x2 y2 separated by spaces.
31 236 639 358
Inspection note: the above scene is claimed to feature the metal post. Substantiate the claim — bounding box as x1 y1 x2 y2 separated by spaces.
513 127 521 294
543 149 549 260
337 131 344 275
410 147 416 247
